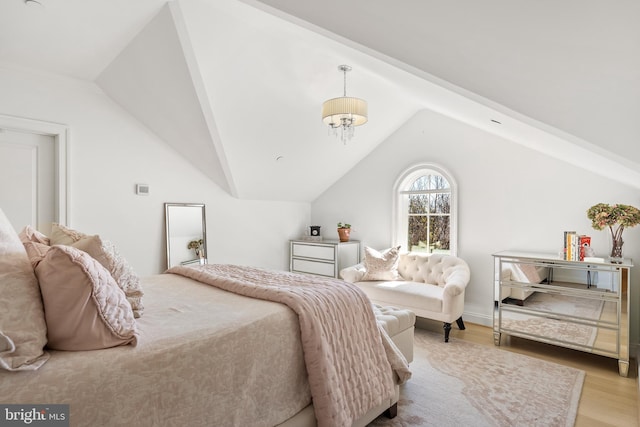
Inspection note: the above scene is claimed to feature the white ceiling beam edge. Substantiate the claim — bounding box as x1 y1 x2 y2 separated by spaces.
168 1 239 198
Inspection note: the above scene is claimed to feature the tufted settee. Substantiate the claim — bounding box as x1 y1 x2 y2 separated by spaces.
341 252 471 342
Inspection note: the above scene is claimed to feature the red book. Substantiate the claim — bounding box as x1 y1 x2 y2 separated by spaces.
579 235 591 261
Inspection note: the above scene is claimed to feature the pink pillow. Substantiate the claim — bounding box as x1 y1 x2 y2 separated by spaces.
34 245 138 351
23 241 50 269
50 224 144 318
19 225 50 246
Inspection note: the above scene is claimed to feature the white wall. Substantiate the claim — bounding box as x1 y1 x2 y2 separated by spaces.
312 109 640 345
0 65 310 275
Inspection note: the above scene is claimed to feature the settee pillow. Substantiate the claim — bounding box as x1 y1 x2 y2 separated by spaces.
34 244 138 351
518 263 542 283
0 210 49 371
50 223 144 318
362 246 401 281
507 263 542 284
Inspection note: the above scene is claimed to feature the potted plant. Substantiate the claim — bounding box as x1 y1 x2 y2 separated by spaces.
337 222 351 242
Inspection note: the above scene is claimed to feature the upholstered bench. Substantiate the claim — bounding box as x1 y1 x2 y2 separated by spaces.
372 304 415 363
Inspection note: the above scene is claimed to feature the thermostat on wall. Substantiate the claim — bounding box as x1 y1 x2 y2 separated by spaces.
136 184 150 195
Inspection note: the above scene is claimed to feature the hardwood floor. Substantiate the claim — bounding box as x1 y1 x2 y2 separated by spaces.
416 319 639 427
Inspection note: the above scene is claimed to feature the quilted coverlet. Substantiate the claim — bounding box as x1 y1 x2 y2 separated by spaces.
168 264 411 427
0 273 313 426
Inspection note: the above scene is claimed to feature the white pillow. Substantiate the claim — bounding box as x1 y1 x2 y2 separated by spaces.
361 246 402 281
0 210 49 371
507 263 542 284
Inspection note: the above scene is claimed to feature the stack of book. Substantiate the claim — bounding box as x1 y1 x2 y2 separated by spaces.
563 231 591 261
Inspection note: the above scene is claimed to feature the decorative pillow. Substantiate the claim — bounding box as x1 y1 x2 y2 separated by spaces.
19 225 50 246
362 246 402 281
50 224 144 318
34 244 138 351
23 241 51 269
49 223 84 245
0 209 49 371
518 263 542 284
508 263 542 284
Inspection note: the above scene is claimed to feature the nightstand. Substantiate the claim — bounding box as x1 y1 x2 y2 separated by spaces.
290 240 360 278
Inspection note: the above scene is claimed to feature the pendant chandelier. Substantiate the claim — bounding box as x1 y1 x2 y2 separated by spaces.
322 65 368 144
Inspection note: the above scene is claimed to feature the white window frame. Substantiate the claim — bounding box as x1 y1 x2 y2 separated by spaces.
391 163 458 256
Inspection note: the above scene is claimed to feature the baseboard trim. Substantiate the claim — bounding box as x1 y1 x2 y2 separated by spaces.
463 310 492 327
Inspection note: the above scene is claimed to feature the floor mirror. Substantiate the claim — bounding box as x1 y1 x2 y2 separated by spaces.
165 203 207 269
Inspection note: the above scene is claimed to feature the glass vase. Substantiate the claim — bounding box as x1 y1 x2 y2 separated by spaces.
609 234 624 264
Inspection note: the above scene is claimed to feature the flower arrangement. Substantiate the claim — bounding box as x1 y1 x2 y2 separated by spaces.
187 239 204 257
587 203 640 261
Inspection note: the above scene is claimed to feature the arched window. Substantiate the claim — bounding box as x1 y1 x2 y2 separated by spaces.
392 164 457 256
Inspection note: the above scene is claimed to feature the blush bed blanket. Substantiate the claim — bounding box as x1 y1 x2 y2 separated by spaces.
169 264 411 427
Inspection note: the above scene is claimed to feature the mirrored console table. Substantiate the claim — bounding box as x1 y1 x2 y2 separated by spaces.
493 250 632 377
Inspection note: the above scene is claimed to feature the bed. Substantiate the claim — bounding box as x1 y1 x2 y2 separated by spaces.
0 210 409 427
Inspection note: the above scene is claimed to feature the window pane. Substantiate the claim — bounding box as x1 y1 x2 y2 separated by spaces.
430 216 450 253
409 175 429 191
409 194 428 214
407 215 428 252
430 193 450 214
409 174 450 192
431 175 450 190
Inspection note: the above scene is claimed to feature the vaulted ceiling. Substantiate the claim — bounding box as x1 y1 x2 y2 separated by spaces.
256 0 640 161
1 0 639 201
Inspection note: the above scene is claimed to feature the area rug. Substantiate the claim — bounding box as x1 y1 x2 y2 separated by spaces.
369 328 585 427
500 292 605 347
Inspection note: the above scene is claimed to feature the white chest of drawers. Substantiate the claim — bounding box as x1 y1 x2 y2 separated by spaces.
290 240 361 278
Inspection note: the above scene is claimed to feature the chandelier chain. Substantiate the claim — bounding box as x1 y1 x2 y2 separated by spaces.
343 67 347 97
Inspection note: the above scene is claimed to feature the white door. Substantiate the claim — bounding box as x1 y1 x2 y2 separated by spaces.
0 128 55 234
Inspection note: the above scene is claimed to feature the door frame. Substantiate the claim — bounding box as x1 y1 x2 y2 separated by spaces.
0 114 69 225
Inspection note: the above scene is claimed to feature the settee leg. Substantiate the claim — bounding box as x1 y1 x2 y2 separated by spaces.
456 317 466 330
384 403 398 418
443 322 452 342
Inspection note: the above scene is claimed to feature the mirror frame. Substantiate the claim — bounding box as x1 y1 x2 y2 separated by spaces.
164 203 207 269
